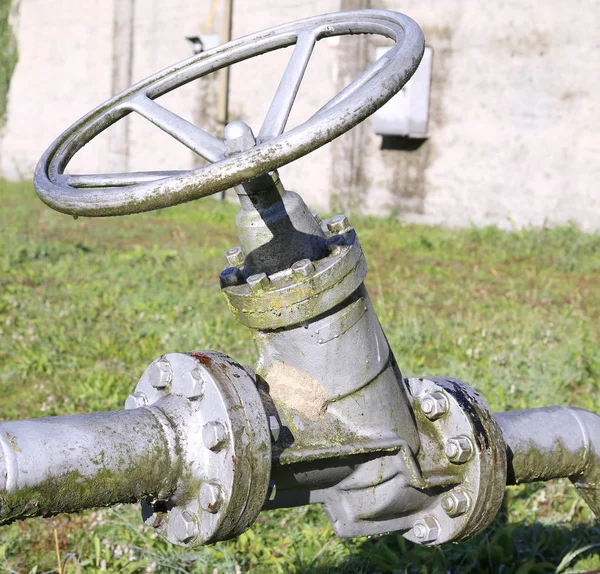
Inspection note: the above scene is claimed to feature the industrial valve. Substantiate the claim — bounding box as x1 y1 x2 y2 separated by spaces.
1 9 597 549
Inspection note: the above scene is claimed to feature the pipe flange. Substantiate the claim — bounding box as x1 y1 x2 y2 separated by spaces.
221 227 367 330
404 376 507 544
126 351 271 546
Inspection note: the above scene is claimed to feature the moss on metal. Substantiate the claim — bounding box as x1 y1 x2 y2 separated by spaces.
0 0 18 130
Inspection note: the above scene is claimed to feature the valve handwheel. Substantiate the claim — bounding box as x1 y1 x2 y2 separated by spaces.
34 10 424 217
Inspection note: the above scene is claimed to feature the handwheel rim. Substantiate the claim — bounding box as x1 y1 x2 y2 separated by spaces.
34 10 424 217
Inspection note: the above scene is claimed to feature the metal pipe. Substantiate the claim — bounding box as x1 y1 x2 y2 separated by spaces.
0 407 179 524
495 406 600 516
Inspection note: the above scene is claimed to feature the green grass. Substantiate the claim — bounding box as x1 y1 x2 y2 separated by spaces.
0 179 598 573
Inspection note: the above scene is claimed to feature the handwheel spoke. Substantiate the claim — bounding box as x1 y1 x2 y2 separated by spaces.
128 95 226 162
257 31 317 142
64 171 188 188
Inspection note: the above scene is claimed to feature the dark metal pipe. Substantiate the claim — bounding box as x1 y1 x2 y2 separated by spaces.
495 406 600 517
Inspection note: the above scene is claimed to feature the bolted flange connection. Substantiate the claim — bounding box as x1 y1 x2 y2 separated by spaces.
129 351 271 547
412 516 441 543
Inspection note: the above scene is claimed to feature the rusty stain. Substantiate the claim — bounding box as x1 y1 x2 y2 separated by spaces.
191 352 212 367
232 455 238 465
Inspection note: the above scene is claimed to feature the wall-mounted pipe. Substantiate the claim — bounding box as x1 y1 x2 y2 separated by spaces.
495 406 600 517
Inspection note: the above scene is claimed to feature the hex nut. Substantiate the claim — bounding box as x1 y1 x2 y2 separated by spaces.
223 121 256 154
326 214 351 234
225 246 245 268
148 358 172 389
441 490 470 517
220 266 243 288
202 420 228 451
182 368 205 400
291 259 315 278
444 436 474 464
200 482 222 513
169 508 198 543
124 391 148 410
268 415 281 442
412 516 441 543
247 272 270 292
420 392 449 421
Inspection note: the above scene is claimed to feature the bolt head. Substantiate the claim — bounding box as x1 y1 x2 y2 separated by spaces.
148 358 172 389
225 246 245 268
170 508 198 543
124 391 148 410
412 516 440 543
220 266 243 288
182 368 205 400
445 436 474 464
200 482 222 513
441 490 470 517
420 392 449 421
247 272 270 292
202 420 228 451
223 121 256 154
268 415 281 442
291 259 315 278
326 214 351 234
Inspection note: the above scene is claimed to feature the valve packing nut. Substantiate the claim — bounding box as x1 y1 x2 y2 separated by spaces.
202 420 228 451
444 435 474 464
420 392 449 421
291 259 315 278
247 272 270 292
225 246 244 268
124 391 148 410
182 368 205 400
326 214 351 234
200 482 222 513
441 490 470 517
412 516 440 543
220 266 243 289
170 508 198 544
148 358 172 389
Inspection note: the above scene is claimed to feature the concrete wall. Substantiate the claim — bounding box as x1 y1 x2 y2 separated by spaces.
1 0 598 230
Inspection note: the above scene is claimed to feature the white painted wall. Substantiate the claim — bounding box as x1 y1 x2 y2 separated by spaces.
1 0 598 230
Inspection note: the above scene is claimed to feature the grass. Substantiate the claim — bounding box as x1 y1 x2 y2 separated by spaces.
0 178 598 573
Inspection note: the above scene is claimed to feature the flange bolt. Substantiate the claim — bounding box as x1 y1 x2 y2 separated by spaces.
420 392 449 421
202 420 228 451
441 490 470 517
182 368 205 400
291 259 316 278
220 266 243 288
412 516 440 543
148 358 172 389
247 272 270 292
170 508 198 544
225 246 245 268
124 391 148 410
326 214 351 234
200 482 222 514
444 436 474 464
